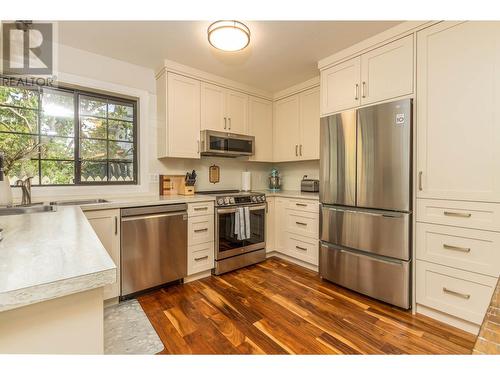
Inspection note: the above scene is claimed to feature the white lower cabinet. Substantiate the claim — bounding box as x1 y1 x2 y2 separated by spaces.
84 209 120 301
187 202 215 277
272 197 319 267
416 260 497 325
265 197 275 252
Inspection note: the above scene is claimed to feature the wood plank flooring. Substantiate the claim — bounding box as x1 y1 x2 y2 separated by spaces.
138 257 477 354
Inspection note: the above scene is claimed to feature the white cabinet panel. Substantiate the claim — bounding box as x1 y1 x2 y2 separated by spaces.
273 95 300 162
360 35 413 105
416 260 497 325
416 223 500 277
188 214 214 245
166 72 201 159
286 233 319 266
265 197 275 252
417 21 500 202
299 87 320 160
201 82 226 132
188 242 214 275
225 90 248 134
248 96 273 162
416 198 500 232
274 198 288 253
85 209 120 300
320 57 361 115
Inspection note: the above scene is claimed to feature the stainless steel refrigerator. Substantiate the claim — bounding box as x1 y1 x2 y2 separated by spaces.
319 99 412 309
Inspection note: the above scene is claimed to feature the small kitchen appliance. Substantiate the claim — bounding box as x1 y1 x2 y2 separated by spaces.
300 175 319 192
268 168 281 191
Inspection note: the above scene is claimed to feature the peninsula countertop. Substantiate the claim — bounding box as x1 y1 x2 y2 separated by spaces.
0 206 116 312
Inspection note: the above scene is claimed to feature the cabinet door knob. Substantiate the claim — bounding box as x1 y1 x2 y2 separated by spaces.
299 144 302 156
229 118 231 130
362 81 366 98
295 144 298 157
418 171 423 191
224 117 227 130
354 84 359 100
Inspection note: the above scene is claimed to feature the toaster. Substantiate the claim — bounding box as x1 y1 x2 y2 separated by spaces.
301 176 319 192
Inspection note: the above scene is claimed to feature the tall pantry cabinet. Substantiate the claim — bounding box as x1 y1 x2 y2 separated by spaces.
415 21 500 333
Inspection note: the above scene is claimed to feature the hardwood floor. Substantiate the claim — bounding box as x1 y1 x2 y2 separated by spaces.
138 257 477 354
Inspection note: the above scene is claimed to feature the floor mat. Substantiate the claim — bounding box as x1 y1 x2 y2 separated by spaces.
104 299 164 355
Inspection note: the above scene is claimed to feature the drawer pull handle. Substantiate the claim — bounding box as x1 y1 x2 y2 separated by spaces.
296 203 307 207
296 246 307 251
443 287 470 300
443 211 471 218
194 228 209 233
296 221 307 226
443 244 471 253
194 255 209 261
194 207 209 211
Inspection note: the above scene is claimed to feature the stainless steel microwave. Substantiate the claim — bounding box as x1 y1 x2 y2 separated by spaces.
200 130 255 157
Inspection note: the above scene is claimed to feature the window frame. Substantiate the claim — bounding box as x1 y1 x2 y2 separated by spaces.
0 82 139 186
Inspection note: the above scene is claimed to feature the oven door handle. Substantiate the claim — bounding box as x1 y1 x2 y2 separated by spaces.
217 204 267 214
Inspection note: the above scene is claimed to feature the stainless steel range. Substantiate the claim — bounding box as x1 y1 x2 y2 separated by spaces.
198 190 267 275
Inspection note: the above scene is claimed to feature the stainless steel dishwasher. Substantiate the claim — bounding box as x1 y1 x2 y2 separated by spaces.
121 204 187 298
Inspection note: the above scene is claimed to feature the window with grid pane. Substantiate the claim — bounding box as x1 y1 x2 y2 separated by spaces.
0 84 137 185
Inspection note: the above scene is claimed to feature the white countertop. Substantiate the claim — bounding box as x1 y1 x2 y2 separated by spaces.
0 206 116 312
0 193 215 313
258 190 319 201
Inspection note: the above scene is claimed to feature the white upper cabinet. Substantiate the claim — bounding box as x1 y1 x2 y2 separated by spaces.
201 82 226 132
320 36 414 116
200 83 248 134
416 21 500 202
321 57 361 115
248 96 273 162
157 72 201 159
273 94 301 162
299 87 320 160
225 90 249 134
360 35 413 105
274 87 320 162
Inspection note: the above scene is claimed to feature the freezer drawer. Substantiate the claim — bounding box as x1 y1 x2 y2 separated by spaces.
320 205 411 260
357 99 412 211
320 243 411 309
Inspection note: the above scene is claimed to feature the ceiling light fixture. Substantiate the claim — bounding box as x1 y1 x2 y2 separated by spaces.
207 20 250 52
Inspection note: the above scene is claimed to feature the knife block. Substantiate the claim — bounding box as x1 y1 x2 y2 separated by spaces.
159 175 195 196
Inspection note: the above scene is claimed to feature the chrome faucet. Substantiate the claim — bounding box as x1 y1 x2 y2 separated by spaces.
16 177 33 206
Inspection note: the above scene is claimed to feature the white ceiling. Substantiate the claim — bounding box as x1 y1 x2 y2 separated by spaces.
58 21 402 93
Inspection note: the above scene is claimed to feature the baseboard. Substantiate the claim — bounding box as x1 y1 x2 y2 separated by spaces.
266 251 319 272
416 304 480 335
184 270 212 283
104 297 119 308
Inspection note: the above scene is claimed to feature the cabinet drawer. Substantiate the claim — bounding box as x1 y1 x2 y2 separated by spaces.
188 201 214 217
188 242 214 275
188 214 214 245
285 199 319 213
416 199 500 232
416 260 497 324
286 233 319 265
286 209 319 239
416 223 500 277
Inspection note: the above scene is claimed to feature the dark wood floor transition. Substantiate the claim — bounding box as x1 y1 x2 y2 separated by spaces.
138 257 476 354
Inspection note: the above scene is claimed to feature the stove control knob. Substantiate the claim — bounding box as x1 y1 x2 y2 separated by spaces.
224 197 230 205
229 197 235 204
217 198 224 205
261 196 266 202
251 196 257 202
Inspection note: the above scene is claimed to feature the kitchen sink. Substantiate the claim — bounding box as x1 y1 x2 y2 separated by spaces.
49 198 109 206
0 205 57 216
